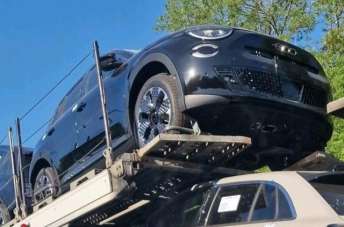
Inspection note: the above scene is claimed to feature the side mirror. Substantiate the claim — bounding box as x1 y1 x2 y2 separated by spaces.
100 53 122 71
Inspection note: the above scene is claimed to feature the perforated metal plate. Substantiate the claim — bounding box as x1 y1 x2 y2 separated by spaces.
137 134 252 167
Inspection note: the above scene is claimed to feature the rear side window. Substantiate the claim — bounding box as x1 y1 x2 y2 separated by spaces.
51 96 67 124
65 78 84 110
50 77 84 125
83 66 114 94
207 182 295 226
149 186 211 227
84 67 98 93
309 174 344 215
0 149 6 163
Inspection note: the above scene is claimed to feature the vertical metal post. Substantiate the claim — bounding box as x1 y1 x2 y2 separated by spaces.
15 118 28 218
93 41 114 168
8 127 22 220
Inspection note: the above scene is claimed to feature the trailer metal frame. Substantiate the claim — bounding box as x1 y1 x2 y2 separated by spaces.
2 133 251 227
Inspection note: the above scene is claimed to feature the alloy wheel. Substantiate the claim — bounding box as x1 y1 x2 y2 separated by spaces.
34 172 54 202
136 86 172 146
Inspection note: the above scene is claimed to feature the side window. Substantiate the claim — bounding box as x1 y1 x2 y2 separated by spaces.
84 67 98 93
0 149 6 164
51 97 67 124
208 183 260 225
208 182 295 226
250 184 276 221
65 77 84 110
277 187 294 219
84 67 114 94
150 188 211 227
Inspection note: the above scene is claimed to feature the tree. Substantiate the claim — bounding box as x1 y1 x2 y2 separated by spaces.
314 0 344 54
156 0 316 41
313 0 344 159
316 53 344 160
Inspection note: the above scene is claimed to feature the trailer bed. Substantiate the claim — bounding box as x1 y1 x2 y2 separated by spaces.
3 134 251 227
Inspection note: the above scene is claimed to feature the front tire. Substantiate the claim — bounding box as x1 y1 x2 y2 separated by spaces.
33 167 60 203
134 73 185 147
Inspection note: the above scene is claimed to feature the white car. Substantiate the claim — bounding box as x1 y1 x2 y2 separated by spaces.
143 171 344 227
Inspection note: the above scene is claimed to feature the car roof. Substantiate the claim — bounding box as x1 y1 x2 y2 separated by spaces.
217 171 301 185
217 170 344 185
106 49 140 57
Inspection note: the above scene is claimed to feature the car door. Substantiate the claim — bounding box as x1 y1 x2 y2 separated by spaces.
66 53 130 177
43 77 84 175
206 182 296 227
64 67 105 167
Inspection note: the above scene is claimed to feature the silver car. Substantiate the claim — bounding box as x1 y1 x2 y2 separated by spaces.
143 171 344 227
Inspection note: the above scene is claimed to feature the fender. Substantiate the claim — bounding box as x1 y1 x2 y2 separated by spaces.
29 154 54 185
128 52 186 110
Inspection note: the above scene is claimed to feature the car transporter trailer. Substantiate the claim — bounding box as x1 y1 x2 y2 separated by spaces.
2 41 254 227
3 42 344 227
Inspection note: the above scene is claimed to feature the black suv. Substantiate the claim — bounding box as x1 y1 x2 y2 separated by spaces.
29 25 332 202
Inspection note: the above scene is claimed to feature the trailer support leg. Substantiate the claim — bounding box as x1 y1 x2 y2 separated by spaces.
15 118 28 218
93 41 114 168
8 127 22 221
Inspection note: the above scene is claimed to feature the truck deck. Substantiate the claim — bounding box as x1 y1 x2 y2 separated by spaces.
3 134 252 227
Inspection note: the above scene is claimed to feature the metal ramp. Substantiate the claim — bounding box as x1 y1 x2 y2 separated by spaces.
286 151 344 171
327 97 344 118
138 134 251 166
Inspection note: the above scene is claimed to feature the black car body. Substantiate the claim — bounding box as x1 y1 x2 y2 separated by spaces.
29 25 332 199
0 146 32 223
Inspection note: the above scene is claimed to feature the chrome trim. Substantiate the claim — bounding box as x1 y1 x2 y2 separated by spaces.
192 44 219 58
187 29 233 40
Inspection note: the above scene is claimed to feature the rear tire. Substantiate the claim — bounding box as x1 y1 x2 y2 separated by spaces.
33 167 60 203
0 202 10 225
134 73 186 147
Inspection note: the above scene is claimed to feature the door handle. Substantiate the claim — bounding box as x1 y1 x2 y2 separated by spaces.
47 127 55 136
42 127 55 140
72 102 87 112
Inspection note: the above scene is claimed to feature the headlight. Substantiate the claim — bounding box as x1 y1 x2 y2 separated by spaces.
187 25 233 40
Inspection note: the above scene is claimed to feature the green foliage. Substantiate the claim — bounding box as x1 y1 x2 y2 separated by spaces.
255 165 271 173
156 0 315 41
316 53 344 160
314 0 344 54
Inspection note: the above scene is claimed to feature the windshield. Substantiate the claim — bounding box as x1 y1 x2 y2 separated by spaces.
308 174 344 215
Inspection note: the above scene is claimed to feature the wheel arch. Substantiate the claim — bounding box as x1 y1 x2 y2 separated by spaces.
128 53 186 133
29 158 52 187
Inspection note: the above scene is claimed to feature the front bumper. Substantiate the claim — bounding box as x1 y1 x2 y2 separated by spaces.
185 93 326 115
184 93 332 150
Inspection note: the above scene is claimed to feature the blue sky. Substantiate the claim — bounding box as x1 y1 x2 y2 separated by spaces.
0 0 166 146
0 0 326 147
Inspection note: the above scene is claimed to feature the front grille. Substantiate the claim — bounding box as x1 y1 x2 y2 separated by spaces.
239 68 282 96
214 66 327 108
302 86 328 108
